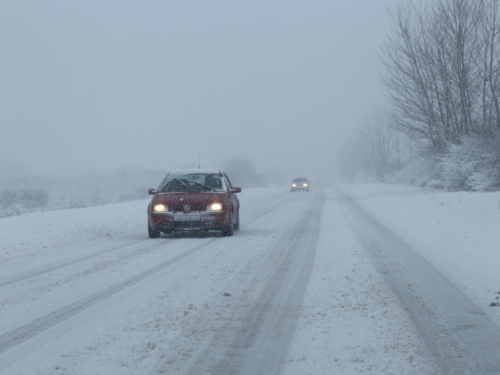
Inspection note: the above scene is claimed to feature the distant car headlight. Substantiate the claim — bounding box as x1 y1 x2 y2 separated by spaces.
303 183 308 187
154 204 167 212
207 203 222 211
292 183 297 187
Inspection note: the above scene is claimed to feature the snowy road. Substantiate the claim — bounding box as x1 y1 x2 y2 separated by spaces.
338 189 500 374
1 187 499 374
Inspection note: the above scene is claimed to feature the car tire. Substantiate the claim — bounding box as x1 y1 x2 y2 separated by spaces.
148 225 160 238
222 212 234 236
234 211 240 231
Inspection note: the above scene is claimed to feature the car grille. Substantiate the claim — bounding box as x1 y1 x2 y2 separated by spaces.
172 204 204 213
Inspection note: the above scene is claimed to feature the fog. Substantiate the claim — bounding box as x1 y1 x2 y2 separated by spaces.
0 0 396 185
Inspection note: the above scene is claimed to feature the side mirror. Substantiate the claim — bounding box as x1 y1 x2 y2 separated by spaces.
231 187 242 193
148 188 156 195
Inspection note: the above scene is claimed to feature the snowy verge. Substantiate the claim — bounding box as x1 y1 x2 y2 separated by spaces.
0 199 150 274
338 183 500 325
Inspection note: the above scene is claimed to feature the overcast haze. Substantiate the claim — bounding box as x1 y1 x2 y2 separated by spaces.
1 0 396 182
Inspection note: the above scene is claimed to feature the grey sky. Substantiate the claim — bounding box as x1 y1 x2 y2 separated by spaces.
1 0 397 180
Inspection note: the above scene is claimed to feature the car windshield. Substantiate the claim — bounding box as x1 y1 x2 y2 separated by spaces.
158 173 225 193
293 178 307 182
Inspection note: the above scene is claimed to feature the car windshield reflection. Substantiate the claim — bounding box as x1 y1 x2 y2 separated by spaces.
158 173 225 193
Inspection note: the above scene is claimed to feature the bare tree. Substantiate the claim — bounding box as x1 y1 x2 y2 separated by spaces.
381 0 500 150
357 108 406 181
478 0 500 131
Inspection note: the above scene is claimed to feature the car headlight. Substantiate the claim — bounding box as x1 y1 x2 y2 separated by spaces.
303 183 308 187
207 203 222 211
292 183 297 187
154 204 167 212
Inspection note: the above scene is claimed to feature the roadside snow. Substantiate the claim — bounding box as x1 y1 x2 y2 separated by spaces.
339 184 500 325
0 200 148 279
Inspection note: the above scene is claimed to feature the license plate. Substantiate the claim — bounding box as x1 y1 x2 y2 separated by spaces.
174 215 201 222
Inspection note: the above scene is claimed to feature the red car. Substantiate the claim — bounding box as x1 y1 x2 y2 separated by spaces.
147 169 241 238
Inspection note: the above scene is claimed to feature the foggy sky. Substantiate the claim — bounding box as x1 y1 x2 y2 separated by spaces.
0 0 397 181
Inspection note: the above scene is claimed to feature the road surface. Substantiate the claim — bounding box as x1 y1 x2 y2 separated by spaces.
0 187 499 374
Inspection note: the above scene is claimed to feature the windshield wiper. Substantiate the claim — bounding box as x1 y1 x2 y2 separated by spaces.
172 178 193 192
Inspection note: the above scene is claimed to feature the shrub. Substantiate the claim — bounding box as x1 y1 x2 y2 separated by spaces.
442 132 500 191
393 131 500 191
0 189 49 209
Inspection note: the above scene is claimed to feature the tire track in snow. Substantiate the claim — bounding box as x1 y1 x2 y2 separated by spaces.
0 190 302 356
0 237 221 356
182 192 325 375
0 239 147 288
337 189 500 374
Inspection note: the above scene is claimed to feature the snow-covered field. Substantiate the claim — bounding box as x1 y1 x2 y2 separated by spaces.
1 185 499 374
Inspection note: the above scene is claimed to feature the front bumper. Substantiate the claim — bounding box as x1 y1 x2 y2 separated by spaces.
149 212 229 232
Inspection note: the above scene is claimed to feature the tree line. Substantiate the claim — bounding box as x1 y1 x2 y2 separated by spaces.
347 0 500 191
